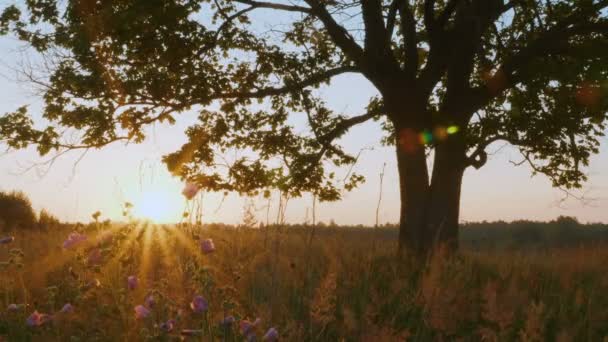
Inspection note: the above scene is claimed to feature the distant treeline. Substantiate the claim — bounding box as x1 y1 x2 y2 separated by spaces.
202 215 608 250
2 188 606 250
0 190 61 230
459 216 608 250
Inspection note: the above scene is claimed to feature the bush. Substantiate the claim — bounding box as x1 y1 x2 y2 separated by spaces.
39 208 60 227
0 191 37 230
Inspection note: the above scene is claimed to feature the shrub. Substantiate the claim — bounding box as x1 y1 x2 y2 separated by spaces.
39 208 60 227
0 191 37 230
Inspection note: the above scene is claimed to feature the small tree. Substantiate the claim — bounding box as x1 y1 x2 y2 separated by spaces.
0 191 37 229
242 200 258 228
39 208 61 227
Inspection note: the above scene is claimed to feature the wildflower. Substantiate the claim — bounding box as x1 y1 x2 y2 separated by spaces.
127 276 138 290
26 311 52 327
7 304 19 312
60 303 74 314
134 305 151 319
200 239 215 254
144 294 155 308
221 315 235 326
263 327 279 341
96 231 113 245
160 319 176 332
87 248 102 265
63 232 87 249
240 318 261 337
181 329 203 337
26 311 40 326
0 236 14 244
190 295 208 313
182 182 200 200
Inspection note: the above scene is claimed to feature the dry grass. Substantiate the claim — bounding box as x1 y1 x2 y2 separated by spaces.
1 223 608 341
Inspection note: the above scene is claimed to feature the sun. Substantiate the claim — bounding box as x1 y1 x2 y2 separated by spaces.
132 188 183 223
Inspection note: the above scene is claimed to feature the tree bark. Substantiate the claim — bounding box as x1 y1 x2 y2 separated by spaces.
396 130 430 255
395 126 466 256
428 138 467 252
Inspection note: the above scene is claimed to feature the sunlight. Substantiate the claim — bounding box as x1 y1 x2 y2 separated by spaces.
132 188 183 223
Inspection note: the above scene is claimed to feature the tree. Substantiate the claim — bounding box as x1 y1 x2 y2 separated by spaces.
0 191 37 229
39 208 61 227
1 0 607 255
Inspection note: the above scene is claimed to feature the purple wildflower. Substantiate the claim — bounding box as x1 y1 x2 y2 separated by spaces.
190 295 208 313
182 182 200 200
221 315 235 326
134 305 151 319
26 311 52 327
96 231 113 245
0 236 14 245
240 318 261 337
63 232 87 249
60 303 74 314
144 294 155 308
200 239 215 254
127 276 138 290
263 327 279 341
87 248 102 265
159 319 176 332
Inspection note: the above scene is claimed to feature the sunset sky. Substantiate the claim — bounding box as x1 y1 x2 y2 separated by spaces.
1 24 607 226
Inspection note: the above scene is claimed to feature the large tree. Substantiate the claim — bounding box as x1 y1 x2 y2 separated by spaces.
1 0 607 255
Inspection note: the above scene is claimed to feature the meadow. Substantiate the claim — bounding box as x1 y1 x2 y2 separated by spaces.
1 219 608 341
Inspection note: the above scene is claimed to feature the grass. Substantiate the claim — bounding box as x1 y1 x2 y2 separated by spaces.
1 221 608 341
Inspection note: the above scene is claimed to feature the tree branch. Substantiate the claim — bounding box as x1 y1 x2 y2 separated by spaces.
361 0 390 53
386 0 404 39
466 134 523 169
424 0 437 37
233 0 312 14
306 107 384 169
399 1 418 76
304 0 365 64
437 0 461 28
217 65 358 99
469 20 608 112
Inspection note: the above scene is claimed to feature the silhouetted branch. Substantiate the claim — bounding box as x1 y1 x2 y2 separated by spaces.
234 0 312 14
304 0 365 63
400 1 418 75
470 13 608 111
217 65 358 99
386 0 403 38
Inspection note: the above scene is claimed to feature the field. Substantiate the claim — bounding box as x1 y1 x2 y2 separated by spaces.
1 220 608 341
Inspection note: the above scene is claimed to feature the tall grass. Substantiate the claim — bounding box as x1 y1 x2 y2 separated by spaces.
0 221 607 341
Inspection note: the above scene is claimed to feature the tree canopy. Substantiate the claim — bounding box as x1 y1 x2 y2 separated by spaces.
1 0 607 251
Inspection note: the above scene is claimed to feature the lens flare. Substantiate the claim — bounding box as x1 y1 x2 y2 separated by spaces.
132 189 183 223
447 126 460 135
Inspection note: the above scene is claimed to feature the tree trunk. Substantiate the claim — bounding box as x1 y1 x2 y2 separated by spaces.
396 128 430 255
428 139 466 252
395 127 466 256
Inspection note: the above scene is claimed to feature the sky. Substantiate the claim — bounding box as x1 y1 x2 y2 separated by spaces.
0 6 607 226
